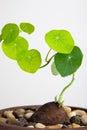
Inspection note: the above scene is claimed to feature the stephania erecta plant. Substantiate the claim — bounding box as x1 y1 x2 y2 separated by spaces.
0 22 83 106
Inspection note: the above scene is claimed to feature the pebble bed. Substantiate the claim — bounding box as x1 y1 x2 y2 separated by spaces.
0 106 87 129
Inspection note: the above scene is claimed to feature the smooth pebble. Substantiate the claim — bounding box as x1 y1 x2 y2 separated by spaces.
24 112 34 119
81 115 87 124
35 123 46 128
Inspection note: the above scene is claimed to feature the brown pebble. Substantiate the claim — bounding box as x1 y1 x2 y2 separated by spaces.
63 106 71 113
46 124 63 129
25 109 34 113
73 110 86 116
4 111 16 119
71 123 80 128
14 108 25 115
68 111 76 118
0 117 7 123
13 108 25 118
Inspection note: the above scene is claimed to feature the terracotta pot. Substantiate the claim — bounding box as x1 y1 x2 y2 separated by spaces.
0 105 87 130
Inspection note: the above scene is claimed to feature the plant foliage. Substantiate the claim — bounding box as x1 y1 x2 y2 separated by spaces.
0 22 83 105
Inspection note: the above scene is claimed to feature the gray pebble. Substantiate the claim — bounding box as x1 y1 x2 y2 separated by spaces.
18 117 28 126
6 118 18 125
70 115 81 124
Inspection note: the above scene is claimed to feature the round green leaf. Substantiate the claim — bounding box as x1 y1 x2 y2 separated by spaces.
15 36 29 53
2 36 28 60
17 49 42 73
54 46 83 77
20 22 35 34
45 30 74 54
1 23 19 43
51 62 59 76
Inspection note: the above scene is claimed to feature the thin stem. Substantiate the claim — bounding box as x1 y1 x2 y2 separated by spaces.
39 60 51 68
55 73 75 106
40 49 55 69
45 49 51 62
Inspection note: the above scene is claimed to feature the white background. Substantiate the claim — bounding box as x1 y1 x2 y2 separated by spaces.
0 0 87 109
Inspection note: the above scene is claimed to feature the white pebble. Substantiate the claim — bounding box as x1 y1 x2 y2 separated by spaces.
68 111 76 118
63 106 71 113
81 115 87 124
73 110 86 116
24 112 34 119
35 123 46 128
27 125 34 128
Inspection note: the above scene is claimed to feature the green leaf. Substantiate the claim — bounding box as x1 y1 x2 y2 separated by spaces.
17 49 42 73
54 46 83 77
1 23 19 43
20 22 35 34
2 36 28 60
0 34 2 42
15 36 29 52
51 62 59 76
45 30 74 54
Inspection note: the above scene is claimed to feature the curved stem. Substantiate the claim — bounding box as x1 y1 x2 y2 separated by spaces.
55 73 75 106
39 60 51 68
40 49 55 69
45 49 51 62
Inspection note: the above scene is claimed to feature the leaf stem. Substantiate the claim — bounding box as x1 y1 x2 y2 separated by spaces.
40 49 55 68
45 49 51 62
55 73 75 106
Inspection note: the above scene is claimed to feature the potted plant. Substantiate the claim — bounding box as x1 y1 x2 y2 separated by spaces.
0 22 87 130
